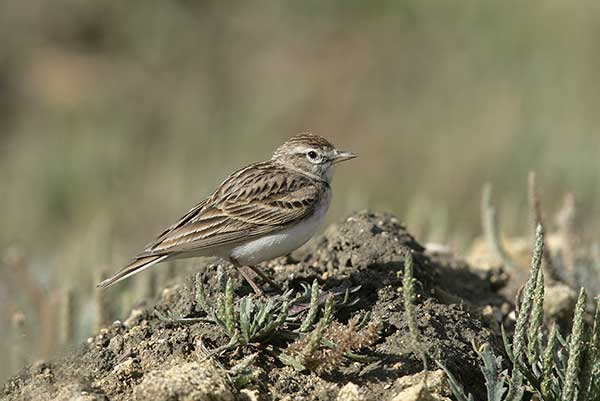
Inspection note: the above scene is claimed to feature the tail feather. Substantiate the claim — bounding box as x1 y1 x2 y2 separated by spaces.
97 255 169 288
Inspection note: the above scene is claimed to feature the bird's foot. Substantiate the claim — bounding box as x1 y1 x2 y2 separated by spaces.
234 265 282 296
247 265 282 292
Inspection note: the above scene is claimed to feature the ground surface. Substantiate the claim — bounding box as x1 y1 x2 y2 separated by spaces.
2 211 512 401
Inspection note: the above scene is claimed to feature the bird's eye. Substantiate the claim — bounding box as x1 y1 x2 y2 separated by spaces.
307 150 318 159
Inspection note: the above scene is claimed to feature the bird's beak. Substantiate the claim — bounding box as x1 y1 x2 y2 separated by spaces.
332 150 356 164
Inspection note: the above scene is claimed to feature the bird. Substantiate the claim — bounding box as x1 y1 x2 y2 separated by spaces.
98 133 356 294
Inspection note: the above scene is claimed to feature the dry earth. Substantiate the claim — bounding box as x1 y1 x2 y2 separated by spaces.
3 211 515 401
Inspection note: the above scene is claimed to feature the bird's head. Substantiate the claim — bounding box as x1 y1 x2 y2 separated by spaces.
272 133 356 182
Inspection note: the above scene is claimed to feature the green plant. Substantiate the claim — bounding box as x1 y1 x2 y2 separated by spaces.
195 277 292 351
505 229 600 401
441 224 600 401
226 352 261 389
282 297 380 372
527 172 556 278
189 275 379 375
439 339 532 401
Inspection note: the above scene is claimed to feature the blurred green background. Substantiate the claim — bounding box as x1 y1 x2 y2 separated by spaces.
1 0 599 382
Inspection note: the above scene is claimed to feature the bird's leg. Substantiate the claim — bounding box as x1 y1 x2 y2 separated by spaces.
247 265 281 292
234 265 264 296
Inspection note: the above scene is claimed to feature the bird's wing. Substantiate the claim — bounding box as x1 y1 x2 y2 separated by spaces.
137 162 325 257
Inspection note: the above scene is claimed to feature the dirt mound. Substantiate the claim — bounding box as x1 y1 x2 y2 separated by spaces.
2 211 507 401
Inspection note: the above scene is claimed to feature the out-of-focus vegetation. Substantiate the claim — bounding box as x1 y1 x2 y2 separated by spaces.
1 0 600 383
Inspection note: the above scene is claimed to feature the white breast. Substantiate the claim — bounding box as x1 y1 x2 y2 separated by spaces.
230 194 331 265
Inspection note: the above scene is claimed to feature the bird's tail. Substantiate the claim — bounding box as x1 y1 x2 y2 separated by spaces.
97 255 169 288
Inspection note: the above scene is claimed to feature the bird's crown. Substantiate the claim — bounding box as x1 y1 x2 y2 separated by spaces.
272 133 335 159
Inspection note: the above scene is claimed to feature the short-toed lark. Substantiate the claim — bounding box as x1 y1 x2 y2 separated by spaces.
98 133 355 294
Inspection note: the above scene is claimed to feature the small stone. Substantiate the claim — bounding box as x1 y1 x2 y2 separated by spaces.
239 388 260 401
124 308 145 327
30 360 50 375
481 305 501 331
544 282 577 324
390 383 434 401
336 382 364 401
391 370 452 401
108 335 124 355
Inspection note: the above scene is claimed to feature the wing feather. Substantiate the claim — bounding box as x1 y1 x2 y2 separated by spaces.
136 161 326 258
